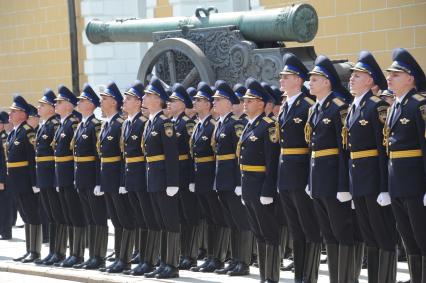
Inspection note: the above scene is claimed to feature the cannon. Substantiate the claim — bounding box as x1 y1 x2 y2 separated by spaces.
86 4 352 89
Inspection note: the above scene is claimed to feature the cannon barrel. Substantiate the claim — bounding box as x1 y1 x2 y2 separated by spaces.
86 4 318 44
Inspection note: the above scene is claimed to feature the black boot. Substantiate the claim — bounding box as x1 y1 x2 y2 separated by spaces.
22 224 42 263
35 223 56 264
179 225 198 270
202 226 229 272
85 225 108 269
366 246 379 283
99 226 122 271
60 226 86 267
216 229 237 274
107 228 135 273
407 255 422 283
354 242 364 282
378 248 396 283
74 225 95 269
145 230 166 278
125 229 159 276
303 242 321 283
45 224 67 265
265 244 280 283
156 231 180 279
192 224 215 272
131 229 141 264
338 244 355 282
228 230 252 276
326 243 339 283
257 241 266 282
289 239 305 282
54 225 74 266
14 224 30 261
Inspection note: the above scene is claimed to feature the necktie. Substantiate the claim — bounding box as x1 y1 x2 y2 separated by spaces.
282 102 289 120
124 120 131 138
348 105 356 126
102 121 109 139
390 102 401 126
313 104 321 125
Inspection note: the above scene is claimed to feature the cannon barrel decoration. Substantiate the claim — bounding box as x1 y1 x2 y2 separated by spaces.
86 4 318 44
84 3 352 89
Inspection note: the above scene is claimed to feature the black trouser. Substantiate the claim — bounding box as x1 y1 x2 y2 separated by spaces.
0 189 13 236
104 192 136 230
391 196 426 255
15 191 41 225
244 198 280 246
58 186 86 227
280 190 322 243
353 195 397 251
217 191 251 230
137 191 161 231
197 192 228 227
128 191 147 229
313 197 354 245
179 189 201 227
149 191 180 233
78 188 108 226
39 188 67 225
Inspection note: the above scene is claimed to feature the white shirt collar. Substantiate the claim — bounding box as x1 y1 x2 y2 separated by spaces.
127 113 136 122
353 90 369 108
60 113 72 124
247 114 262 125
315 92 332 108
395 91 409 105
82 114 93 124
13 122 22 131
149 110 162 122
219 112 231 123
106 112 118 123
286 92 302 109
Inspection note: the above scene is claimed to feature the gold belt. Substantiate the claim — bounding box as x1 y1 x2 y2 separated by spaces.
100 156 121 163
146 154 165 163
7 161 29 168
194 156 215 163
350 149 379 160
311 148 339 158
179 154 189 161
389 149 422 159
55 156 74 162
126 156 145 163
74 156 96 162
240 164 266 172
35 156 55 162
216 154 236 161
280 148 309 155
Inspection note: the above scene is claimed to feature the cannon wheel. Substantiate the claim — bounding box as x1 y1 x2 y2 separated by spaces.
137 38 215 88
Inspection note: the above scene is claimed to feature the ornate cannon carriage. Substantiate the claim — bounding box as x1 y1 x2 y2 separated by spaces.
86 4 351 89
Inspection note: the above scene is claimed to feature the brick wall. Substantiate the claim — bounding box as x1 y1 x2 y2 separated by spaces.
260 0 426 72
0 0 87 108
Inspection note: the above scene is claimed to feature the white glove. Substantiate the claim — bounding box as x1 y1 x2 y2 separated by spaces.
351 200 355 210
32 187 40 194
56 187 60 193
423 193 426 206
166 186 179 197
377 192 391 206
260 196 273 205
241 199 245 206
93 185 104 196
305 185 313 199
189 183 195 193
119 186 128 194
234 186 242 196
336 192 352 202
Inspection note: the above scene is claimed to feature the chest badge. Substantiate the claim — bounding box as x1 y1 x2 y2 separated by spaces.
42 134 48 139
14 140 20 145
201 136 208 141
131 135 138 140
82 134 88 139
107 136 113 140
293 118 303 124
220 133 226 138
249 135 258 142
60 133 66 138
176 132 181 137
399 118 410 125
359 120 369 126
151 131 158 136
322 118 331 125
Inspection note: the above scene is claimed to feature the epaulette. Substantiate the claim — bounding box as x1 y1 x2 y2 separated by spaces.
304 96 315 106
51 118 59 125
139 116 148 122
182 115 189 122
160 114 168 120
413 94 426 102
332 97 345 107
263 117 274 124
23 124 32 131
231 115 239 121
91 117 101 125
369 95 382 103
116 117 124 124
70 117 79 123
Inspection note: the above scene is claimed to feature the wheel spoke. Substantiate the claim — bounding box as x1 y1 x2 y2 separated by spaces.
166 51 177 84
182 67 199 88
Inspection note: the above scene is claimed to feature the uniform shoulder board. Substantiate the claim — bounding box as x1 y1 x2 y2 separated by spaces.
116 117 124 124
182 115 189 122
71 123 78 130
332 97 345 107
160 114 168 120
369 96 382 103
27 130 36 146
139 116 148 122
262 116 274 124
91 117 101 125
70 117 79 123
23 124 32 131
413 94 426 102
231 115 240 121
303 96 315 106
51 118 59 124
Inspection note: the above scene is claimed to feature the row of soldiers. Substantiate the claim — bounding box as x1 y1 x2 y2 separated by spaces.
3 46 426 283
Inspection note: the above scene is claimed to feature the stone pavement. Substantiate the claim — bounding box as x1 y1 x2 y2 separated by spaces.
0 221 411 283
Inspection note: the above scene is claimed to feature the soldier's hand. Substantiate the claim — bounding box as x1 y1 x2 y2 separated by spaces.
56 187 60 193
119 187 128 194
376 192 391 206
32 187 40 194
0 183 4 190
260 196 273 205
166 186 179 197
189 183 195 193
241 199 246 206
234 186 242 196
305 185 313 199
423 193 426 206
93 185 104 196
336 192 352 202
